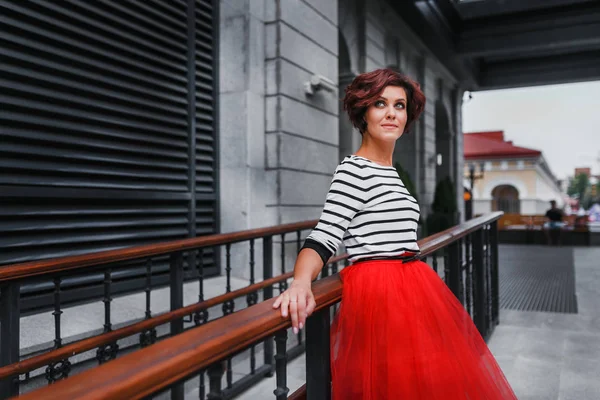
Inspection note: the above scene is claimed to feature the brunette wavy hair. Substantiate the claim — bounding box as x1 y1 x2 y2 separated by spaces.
343 68 426 134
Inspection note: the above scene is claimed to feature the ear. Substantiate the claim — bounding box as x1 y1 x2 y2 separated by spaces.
358 121 366 134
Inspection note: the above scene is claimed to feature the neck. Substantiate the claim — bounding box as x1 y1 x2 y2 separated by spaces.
354 134 395 166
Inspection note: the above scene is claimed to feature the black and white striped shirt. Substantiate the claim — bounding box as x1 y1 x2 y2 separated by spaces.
302 155 420 264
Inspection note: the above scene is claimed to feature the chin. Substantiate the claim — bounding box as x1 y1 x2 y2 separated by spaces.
369 128 404 142
380 132 403 141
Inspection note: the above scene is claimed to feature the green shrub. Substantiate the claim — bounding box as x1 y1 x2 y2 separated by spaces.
427 176 458 235
394 162 418 203
394 162 424 230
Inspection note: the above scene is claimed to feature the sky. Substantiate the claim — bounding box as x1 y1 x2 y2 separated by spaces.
462 80 600 180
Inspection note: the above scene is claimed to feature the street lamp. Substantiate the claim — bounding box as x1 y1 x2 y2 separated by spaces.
466 161 485 220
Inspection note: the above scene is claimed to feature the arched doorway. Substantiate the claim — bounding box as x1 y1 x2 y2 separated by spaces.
338 31 356 162
492 185 521 213
435 100 453 185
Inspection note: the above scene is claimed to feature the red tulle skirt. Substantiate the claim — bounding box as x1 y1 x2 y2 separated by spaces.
330 259 517 399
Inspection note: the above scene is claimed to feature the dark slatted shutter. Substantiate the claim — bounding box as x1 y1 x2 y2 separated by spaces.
195 0 218 237
0 0 218 309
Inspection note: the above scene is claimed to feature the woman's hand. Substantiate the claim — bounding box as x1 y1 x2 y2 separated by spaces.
272 279 316 334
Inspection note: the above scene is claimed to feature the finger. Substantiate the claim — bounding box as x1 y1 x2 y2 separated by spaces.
289 297 299 333
272 294 282 309
305 295 316 317
297 294 307 330
281 296 289 318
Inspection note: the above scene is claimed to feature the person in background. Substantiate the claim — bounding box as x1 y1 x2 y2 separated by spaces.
544 200 565 245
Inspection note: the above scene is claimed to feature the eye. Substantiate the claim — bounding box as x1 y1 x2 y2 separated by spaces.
395 102 406 109
374 100 385 107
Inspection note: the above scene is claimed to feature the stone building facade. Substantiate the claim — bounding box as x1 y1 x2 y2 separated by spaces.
465 131 565 216
219 0 465 278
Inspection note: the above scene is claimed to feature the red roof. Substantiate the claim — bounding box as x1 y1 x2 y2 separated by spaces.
464 131 541 160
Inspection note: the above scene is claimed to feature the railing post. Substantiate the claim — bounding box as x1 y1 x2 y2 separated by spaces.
306 307 331 400
472 228 487 336
263 236 274 300
170 252 185 334
273 329 289 400
447 241 463 304
321 263 329 278
0 282 20 399
170 252 184 400
263 236 275 376
465 234 473 317
489 221 500 326
207 362 225 400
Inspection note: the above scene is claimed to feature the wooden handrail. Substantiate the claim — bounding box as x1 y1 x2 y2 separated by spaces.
0 211 502 283
16 275 342 400
0 253 351 381
0 271 296 380
417 212 503 256
289 384 306 399
16 212 503 399
0 243 348 380
0 213 502 380
0 220 318 282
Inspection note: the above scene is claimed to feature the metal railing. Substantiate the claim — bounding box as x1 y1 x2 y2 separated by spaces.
0 220 322 399
10 212 503 399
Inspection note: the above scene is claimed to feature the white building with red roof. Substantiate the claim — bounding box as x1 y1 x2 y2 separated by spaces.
464 131 565 215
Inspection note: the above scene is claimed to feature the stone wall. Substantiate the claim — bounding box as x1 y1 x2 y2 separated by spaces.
264 0 339 225
218 0 466 278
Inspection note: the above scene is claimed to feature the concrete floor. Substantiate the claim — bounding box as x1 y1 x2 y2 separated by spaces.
15 246 600 399
17 274 254 391
20 276 253 353
487 246 600 400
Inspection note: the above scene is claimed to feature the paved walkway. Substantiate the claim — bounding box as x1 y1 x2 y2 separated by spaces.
487 245 600 400
17 275 252 392
16 245 600 398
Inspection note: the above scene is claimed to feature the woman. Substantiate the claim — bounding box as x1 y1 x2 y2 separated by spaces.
273 68 516 399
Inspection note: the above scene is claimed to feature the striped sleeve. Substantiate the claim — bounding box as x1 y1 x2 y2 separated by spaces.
301 162 365 264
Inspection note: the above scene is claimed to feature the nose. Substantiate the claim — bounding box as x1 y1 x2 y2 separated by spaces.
385 105 396 119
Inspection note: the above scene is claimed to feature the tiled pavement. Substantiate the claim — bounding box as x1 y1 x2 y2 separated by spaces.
487 245 600 400
15 246 600 398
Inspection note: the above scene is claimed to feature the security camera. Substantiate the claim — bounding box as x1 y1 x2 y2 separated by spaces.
305 74 336 96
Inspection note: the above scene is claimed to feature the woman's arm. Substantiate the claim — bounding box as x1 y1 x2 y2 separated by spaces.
272 247 323 333
272 161 364 332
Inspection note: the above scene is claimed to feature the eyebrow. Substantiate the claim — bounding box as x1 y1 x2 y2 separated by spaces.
378 96 407 102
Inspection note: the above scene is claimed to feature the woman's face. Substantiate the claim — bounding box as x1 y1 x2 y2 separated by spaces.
364 85 407 142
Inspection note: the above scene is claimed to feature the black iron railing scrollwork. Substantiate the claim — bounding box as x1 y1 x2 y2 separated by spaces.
0 220 318 399
423 219 500 340
10 213 503 400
